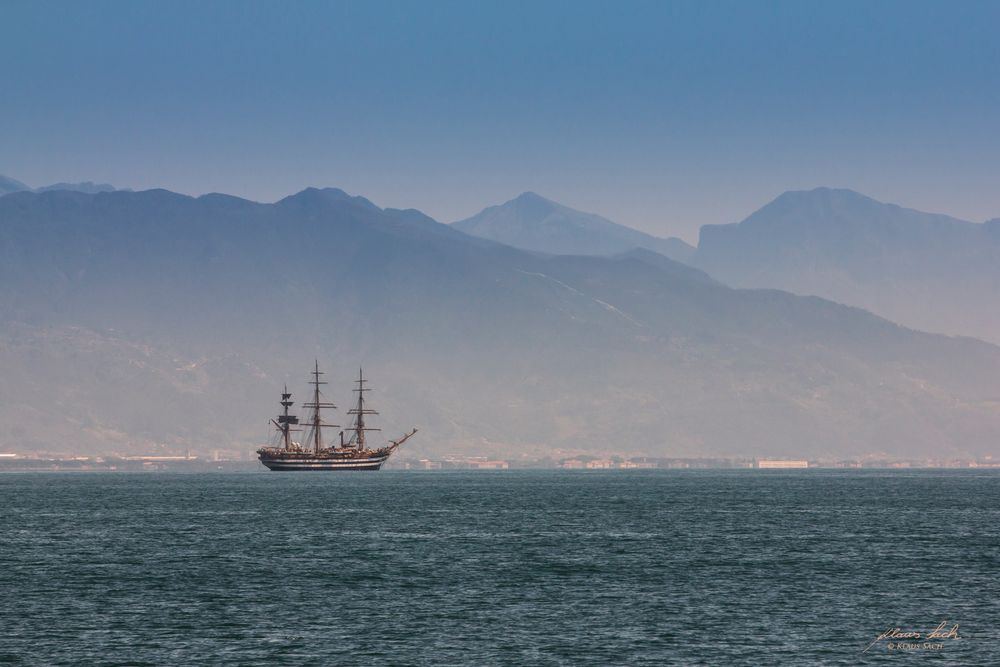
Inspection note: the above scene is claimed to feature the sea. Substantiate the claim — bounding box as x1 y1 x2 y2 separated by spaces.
1 470 997 665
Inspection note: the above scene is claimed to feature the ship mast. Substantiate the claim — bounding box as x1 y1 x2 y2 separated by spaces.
347 367 380 450
301 360 338 453
277 385 298 450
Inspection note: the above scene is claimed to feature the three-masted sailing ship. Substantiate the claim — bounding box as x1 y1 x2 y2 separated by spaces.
257 362 416 471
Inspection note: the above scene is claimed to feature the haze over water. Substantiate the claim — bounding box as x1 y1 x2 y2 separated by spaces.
2 470 996 665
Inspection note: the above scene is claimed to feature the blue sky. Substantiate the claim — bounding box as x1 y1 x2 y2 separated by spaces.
2 0 998 240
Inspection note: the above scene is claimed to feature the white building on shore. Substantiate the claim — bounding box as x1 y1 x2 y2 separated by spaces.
756 459 809 469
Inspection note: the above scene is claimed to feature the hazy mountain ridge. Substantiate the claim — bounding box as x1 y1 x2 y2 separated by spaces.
1 187 999 459
453 192 696 263
453 187 1000 346
0 175 31 195
0 173 118 195
694 187 1000 344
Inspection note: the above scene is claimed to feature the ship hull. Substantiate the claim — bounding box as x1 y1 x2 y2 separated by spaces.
257 452 391 471
259 458 386 471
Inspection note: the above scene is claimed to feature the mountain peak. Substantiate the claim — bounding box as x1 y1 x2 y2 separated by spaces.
768 187 880 210
694 187 1000 342
504 191 560 218
511 191 551 204
0 174 31 195
454 193 695 263
799 186 865 197
745 187 975 231
277 187 380 212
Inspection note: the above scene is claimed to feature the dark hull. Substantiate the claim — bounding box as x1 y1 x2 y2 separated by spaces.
257 450 392 471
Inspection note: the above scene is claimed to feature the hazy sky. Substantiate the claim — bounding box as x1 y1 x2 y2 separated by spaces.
3 0 998 241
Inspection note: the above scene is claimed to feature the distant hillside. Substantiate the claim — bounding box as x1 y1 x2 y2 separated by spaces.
453 192 696 263
0 174 118 195
0 175 30 195
694 187 1000 344
35 181 116 194
1 187 999 460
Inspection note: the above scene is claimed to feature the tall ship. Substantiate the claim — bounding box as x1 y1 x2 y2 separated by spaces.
257 362 417 471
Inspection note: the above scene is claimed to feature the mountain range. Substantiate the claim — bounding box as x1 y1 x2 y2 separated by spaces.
1 185 999 460
453 186 1000 346
0 174 118 196
694 187 1000 344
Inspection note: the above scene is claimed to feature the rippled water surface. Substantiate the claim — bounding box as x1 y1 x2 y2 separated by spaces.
1 470 998 665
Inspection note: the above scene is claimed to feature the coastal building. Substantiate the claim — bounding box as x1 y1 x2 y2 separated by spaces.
467 460 509 470
756 459 809 469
